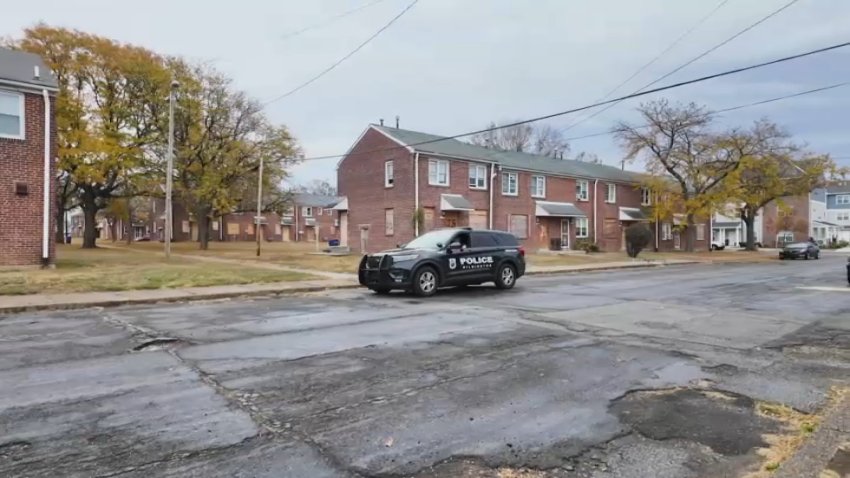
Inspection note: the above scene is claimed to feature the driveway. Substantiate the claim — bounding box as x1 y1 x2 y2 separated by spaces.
1 256 848 477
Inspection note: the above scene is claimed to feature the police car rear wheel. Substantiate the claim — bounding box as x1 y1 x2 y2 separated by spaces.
413 267 438 297
495 263 516 290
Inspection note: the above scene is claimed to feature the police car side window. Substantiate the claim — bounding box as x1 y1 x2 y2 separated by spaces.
495 233 518 247
471 232 498 248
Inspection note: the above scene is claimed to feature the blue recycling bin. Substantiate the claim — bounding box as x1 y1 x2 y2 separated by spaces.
328 239 340 247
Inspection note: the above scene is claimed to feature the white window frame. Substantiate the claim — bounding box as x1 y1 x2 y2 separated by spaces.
575 217 589 238
317 207 323 216
605 183 616 203
468 164 487 190
641 187 651 206
661 223 672 240
302 206 313 217
384 160 394 188
837 195 850 205
501 172 518 196
531 175 546 198
509 214 528 239
695 224 706 241
838 212 850 221
428 159 449 186
576 180 589 201
0 90 25 140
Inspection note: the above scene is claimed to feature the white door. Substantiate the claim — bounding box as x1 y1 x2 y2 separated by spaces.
340 212 349 246
560 219 570 250
673 231 681 250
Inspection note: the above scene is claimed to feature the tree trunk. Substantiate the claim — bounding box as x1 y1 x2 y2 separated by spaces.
54 203 66 245
742 210 758 251
197 210 210 250
82 204 98 249
685 213 696 252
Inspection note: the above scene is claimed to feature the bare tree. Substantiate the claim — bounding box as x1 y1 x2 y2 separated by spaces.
469 120 534 153
533 125 570 158
574 151 602 164
616 99 743 252
297 179 337 196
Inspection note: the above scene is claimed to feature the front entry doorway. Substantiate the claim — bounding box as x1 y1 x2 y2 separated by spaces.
560 219 570 250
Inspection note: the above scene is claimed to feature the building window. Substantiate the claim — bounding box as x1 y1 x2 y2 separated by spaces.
641 187 651 206
575 217 589 238
837 195 850 205
838 212 850 221
502 172 518 196
385 160 394 187
576 180 589 201
385 209 394 236
531 175 546 198
428 159 449 186
302 206 313 217
316 207 323 216
661 223 672 240
469 164 487 189
0 90 25 139
605 183 616 203
695 224 706 241
509 214 528 239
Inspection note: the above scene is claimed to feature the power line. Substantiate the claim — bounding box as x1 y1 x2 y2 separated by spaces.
291 40 850 162
560 0 800 134
559 0 730 133
264 0 418 106
281 0 390 40
562 81 850 141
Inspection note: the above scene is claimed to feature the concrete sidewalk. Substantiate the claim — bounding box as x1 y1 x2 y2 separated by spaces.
0 260 695 314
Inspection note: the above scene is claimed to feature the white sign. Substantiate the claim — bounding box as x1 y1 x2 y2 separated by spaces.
458 256 494 270
448 258 457 270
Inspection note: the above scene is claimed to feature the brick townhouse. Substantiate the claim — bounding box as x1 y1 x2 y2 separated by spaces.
281 193 341 243
336 124 712 253
0 47 57 266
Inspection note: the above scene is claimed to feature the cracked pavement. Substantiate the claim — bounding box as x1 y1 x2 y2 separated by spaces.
1 256 848 477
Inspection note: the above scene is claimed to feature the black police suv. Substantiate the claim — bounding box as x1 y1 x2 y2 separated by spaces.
357 228 526 297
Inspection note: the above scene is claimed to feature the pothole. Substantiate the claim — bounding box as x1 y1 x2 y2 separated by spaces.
609 388 781 456
132 337 187 352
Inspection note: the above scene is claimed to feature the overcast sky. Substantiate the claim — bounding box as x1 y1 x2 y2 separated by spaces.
4 0 850 187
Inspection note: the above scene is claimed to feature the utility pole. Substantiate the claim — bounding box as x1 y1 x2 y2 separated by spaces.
165 80 179 259
256 155 264 257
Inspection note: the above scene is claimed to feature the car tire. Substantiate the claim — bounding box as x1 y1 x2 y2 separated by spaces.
804 252 809 260
412 266 439 297
494 263 517 290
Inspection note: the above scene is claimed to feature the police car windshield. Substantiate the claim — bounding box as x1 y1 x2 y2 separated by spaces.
403 230 457 250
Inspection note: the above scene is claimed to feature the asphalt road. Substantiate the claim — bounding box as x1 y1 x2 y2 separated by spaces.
1 255 848 478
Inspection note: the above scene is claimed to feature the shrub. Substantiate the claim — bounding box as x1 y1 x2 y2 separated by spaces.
625 223 652 258
575 239 600 253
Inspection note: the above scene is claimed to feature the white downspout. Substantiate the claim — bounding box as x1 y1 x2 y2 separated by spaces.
592 179 598 244
414 152 420 236
41 90 51 266
489 162 496 229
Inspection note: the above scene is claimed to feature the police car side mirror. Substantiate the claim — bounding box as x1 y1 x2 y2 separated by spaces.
447 242 463 252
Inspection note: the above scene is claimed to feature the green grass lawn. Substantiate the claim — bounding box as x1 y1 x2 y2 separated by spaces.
0 244 315 296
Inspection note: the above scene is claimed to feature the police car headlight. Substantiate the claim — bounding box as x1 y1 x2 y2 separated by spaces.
393 254 419 262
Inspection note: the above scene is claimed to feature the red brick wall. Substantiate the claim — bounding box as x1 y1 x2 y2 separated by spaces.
287 203 339 243
761 194 810 247
0 90 56 266
338 128 415 253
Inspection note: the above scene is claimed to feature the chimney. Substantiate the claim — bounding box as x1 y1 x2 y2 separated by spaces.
379 118 384 126
395 115 400 128
33 65 40 80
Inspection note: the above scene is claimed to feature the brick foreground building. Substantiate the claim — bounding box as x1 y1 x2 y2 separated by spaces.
0 48 57 266
336 125 713 253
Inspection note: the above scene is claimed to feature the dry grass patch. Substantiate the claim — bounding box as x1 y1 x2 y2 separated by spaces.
0 245 315 295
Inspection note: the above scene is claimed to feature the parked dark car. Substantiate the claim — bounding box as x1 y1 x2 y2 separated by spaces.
847 257 850 284
357 228 526 297
778 242 820 260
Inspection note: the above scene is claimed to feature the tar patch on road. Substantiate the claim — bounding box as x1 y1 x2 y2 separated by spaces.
609 388 781 456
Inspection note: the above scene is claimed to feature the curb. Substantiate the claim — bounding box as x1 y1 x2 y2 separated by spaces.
0 283 360 315
774 393 850 478
525 260 699 276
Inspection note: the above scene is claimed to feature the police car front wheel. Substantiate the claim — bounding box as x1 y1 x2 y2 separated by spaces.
495 263 517 290
412 266 439 297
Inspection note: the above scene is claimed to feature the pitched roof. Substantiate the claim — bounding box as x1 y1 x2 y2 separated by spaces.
0 47 58 90
826 182 850 195
372 125 644 183
293 193 340 207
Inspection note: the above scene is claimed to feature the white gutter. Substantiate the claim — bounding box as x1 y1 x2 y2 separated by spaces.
489 162 496 229
1 79 59 93
41 89 51 266
414 152 420 236
593 179 598 244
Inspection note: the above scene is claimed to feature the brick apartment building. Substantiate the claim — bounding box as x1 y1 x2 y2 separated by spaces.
0 48 57 266
337 125 712 253
282 193 341 243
